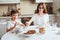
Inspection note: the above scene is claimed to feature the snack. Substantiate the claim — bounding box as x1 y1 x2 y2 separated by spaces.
24 30 36 34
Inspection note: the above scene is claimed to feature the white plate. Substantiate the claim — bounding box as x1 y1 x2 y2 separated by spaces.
23 34 35 36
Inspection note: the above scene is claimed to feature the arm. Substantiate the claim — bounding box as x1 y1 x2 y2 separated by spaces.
26 18 33 26
45 14 50 27
25 15 35 26
6 22 17 32
18 19 25 28
6 25 15 32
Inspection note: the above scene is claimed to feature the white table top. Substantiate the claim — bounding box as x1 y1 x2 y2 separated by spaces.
1 32 21 40
1 26 60 40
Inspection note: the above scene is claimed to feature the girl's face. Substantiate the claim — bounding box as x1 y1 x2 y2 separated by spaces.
11 13 19 20
39 5 44 12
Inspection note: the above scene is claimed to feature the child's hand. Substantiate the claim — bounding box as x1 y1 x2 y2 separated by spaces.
21 24 25 28
14 22 18 27
14 22 20 27
25 22 30 26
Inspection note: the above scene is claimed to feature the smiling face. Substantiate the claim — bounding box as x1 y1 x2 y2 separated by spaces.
11 9 19 21
39 5 44 13
35 3 47 14
11 13 19 20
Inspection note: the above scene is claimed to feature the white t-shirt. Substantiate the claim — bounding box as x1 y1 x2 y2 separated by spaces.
29 14 49 27
7 19 23 30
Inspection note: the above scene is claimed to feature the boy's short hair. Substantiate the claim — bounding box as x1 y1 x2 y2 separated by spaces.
11 9 19 15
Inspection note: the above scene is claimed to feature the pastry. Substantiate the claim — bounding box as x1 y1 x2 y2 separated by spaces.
24 30 36 34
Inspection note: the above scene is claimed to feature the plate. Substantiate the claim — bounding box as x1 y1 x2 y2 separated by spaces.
23 34 35 36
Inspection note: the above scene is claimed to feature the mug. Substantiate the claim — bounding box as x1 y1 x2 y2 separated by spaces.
39 27 45 34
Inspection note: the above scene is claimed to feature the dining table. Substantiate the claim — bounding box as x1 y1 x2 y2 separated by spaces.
1 26 60 40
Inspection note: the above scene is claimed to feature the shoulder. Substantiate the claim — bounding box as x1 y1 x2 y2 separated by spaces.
7 19 13 24
44 14 49 17
16 19 22 23
17 19 22 22
33 14 38 17
32 14 38 19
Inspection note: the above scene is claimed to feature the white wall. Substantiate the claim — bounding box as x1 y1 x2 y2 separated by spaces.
36 0 53 3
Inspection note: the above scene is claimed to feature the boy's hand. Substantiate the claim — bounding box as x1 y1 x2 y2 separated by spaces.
14 22 18 27
14 22 20 27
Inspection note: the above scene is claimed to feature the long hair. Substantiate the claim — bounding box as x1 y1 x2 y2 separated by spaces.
35 3 48 14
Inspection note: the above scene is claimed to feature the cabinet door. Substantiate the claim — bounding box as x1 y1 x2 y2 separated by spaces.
0 0 20 4
36 0 53 3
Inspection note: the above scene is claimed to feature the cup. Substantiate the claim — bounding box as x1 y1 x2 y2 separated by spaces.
39 27 45 34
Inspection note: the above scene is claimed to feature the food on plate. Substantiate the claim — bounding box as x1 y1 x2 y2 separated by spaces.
24 30 36 34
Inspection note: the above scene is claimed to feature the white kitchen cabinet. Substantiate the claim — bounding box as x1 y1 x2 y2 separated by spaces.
0 0 20 4
36 0 53 3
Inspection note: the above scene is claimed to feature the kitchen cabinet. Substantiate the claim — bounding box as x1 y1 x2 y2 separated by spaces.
0 0 20 4
36 0 53 3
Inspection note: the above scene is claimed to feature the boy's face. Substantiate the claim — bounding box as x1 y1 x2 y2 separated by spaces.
11 13 19 20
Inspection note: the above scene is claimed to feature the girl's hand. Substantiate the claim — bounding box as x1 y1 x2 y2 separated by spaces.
21 24 25 26
25 22 30 26
21 24 25 28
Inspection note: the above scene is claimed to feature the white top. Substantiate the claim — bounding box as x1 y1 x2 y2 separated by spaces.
7 19 23 30
29 14 49 27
